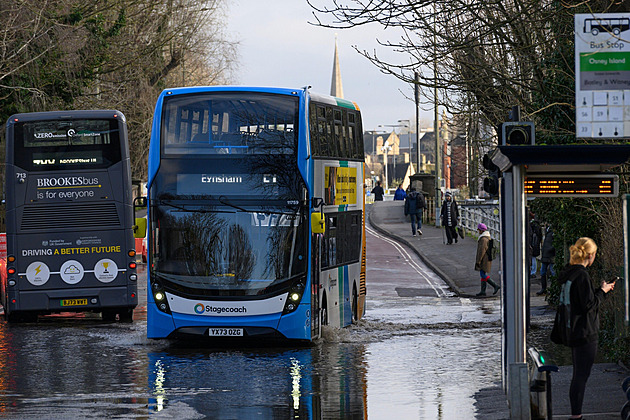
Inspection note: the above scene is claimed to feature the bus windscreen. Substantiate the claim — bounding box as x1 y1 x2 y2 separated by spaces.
161 93 298 155
13 119 122 171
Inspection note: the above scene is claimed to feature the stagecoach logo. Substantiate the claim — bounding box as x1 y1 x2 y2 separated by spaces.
192 303 248 314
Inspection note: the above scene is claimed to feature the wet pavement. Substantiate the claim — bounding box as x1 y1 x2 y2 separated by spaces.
369 200 630 419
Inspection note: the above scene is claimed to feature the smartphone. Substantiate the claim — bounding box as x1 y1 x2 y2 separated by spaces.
606 276 621 284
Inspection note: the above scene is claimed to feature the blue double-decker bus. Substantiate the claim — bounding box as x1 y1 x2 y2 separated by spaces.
143 86 366 341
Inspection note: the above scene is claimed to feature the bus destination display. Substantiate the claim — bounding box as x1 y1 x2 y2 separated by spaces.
524 174 619 197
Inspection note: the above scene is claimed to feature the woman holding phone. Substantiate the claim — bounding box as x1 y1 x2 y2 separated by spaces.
556 237 616 419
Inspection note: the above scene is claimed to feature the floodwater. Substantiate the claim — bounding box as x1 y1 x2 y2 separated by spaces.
0 230 503 419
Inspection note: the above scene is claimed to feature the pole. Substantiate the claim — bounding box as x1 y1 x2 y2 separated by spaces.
502 164 530 419
433 16 441 227
384 149 389 192
415 71 421 173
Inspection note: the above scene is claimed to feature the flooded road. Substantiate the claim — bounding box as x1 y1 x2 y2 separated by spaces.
0 227 503 419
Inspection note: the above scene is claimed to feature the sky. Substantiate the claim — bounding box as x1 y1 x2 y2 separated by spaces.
226 0 434 134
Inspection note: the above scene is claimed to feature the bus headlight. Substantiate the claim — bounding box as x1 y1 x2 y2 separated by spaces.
282 278 306 315
151 281 171 314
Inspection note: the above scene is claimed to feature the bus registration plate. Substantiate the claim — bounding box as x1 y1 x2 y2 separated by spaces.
60 299 88 307
207 328 243 337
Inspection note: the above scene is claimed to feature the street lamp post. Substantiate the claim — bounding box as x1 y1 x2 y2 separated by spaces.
397 119 411 159
371 125 385 157
414 71 422 173
367 127 385 179
381 140 392 192
382 122 408 188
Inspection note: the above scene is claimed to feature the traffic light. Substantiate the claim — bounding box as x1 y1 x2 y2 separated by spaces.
500 122 535 145
482 152 500 196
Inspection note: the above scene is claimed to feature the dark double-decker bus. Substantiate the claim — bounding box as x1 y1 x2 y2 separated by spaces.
2 111 138 322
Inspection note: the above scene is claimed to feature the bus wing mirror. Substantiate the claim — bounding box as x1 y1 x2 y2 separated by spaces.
311 213 325 234
134 196 147 209
311 197 323 209
134 217 147 239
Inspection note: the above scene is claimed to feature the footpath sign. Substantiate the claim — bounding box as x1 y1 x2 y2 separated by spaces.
575 13 630 138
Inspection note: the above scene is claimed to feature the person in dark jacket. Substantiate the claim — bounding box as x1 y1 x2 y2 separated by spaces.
536 225 556 295
529 214 542 277
558 237 615 419
393 184 406 201
371 181 384 201
474 223 500 296
404 188 425 236
440 191 459 244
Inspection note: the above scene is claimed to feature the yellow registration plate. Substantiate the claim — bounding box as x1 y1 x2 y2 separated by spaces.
60 299 88 307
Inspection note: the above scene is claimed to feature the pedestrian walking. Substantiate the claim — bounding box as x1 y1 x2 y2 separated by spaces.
393 184 406 201
371 181 384 201
529 213 542 277
536 224 556 295
440 191 459 244
550 237 616 419
474 223 500 296
404 187 425 236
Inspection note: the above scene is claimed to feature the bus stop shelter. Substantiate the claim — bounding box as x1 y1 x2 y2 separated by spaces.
489 144 630 419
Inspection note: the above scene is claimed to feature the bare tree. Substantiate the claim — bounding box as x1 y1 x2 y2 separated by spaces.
0 0 237 180
308 0 627 138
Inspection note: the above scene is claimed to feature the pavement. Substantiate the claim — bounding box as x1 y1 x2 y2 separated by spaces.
368 200 630 419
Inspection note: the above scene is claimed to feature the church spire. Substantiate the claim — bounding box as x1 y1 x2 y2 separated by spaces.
330 35 344 98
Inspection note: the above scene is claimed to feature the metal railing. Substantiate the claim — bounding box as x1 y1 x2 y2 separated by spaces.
459 202 500 243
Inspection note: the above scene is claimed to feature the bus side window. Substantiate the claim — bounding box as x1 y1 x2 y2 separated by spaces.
348 112 361 160
350 212 361 261
317 106 328 156
342 109 354 159
322 214 337 268
325 106 337 158
309 104 320 156
355 114 364 160
334 109 345 158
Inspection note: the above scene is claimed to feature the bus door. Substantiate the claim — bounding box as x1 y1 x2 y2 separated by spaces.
310 233 321 338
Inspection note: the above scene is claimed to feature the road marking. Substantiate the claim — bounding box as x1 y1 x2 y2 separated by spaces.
366 225 450 298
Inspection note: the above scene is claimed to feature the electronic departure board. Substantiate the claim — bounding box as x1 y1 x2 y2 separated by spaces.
524 174 619 197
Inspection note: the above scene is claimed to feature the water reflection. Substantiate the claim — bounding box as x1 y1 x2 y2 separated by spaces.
0 320 148 418
147 343 368 419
